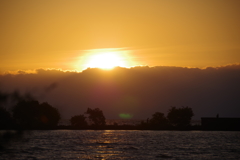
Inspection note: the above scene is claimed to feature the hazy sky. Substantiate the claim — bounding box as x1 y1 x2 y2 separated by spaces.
1 0 240 73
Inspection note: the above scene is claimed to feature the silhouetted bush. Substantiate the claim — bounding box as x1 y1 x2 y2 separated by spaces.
149 112 168 128
0 91 8 103
167 106 194 128
39 102 61 128
85 108 106 126
70 114 87 128
12 100 60 129
0 107 14 129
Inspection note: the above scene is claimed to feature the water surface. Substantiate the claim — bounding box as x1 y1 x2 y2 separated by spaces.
1 130 240 159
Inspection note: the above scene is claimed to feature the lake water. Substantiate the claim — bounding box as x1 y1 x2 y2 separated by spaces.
1 130 240 160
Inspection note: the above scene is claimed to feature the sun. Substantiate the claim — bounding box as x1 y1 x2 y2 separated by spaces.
85 52 126 69
79 48 133 70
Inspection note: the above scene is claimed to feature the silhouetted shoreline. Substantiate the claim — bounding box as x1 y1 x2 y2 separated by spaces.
2 124 237 131
1 92 239 131
57 125 238 131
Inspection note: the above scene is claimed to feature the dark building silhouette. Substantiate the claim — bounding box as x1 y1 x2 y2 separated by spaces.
201 117 240 131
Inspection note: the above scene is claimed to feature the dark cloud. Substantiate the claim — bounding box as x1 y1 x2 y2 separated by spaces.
45 82 58 93
0 65 240 120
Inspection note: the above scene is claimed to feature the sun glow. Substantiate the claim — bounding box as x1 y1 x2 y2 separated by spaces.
77 48 135 70
85 52 126 69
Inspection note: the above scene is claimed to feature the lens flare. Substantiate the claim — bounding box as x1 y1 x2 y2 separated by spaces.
119 113 133 119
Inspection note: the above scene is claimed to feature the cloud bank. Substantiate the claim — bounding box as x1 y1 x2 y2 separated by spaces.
1 65 240 120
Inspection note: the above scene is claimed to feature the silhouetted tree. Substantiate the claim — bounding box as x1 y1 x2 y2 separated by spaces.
0 92 13 129
38 102 61 128
149 112 168 128
70 114 87 128
0 107 14 129
167 106 194 128
85 108 106 126
12 100 40 129
12 100 60 129
0 91 8 104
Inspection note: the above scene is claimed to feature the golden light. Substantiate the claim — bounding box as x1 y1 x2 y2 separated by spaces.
84 52 126 69
76 48 137 71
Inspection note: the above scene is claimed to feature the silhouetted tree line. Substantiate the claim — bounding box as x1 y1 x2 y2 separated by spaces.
0 91 60 130
70 108 106 129
140 106 194 130
1 90 196 130
69 106 194 130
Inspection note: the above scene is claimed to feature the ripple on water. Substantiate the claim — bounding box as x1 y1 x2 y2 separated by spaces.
0 130 240 160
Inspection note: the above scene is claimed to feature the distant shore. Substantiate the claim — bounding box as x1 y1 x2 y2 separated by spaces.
11 124 234 131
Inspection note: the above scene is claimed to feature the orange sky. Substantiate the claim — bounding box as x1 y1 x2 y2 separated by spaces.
1 0 240 73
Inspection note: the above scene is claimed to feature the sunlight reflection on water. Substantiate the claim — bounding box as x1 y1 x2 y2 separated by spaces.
0 130 240 159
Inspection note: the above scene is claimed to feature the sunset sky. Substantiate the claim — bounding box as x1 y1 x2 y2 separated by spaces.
1 0 240 73
1 0 240 120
